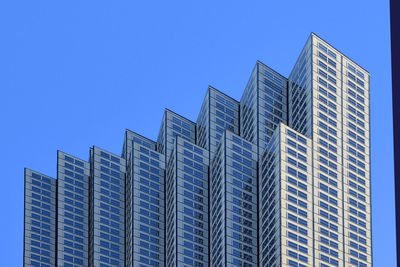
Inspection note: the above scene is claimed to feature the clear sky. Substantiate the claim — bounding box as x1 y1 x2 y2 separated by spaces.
0 0 393 265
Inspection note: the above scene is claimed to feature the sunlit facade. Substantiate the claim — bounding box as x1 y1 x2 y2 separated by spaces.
24 33 370 267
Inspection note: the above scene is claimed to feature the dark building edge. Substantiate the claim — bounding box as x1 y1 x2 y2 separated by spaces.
390 1 400 266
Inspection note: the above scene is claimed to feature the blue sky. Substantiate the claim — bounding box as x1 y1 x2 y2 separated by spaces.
0 0 394 265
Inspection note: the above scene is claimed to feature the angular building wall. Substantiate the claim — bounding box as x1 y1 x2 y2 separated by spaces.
259 123 313 266
122 129 157 160
288 33 371 267
288 36 313 137
166 137 209 266
240 61 288 157
121 129 158 267
340 50 371 267
196 85 240 158
157 109 196 162
210 131 258 267
89 146 126 267
57 151 90 266
131 141 165 266
24 169 57 267
22 32 371 267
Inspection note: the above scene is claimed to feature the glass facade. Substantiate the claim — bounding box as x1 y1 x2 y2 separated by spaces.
24 169 57 267
287 34 371 267
123 129 157 160
309 36 345 267
259 123 313 266
122 129 158 267
342 54 371 267
288 36 312 137
57 151 90 267
23 33 371 267
197 85 240 158
131 141 165 266
240 61 288 157
210 131 258 266
166 137 209 266
89 146 126 267
157 109 196 163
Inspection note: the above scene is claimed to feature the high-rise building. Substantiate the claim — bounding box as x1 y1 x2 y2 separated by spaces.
240 61 288 157
24 169 57 267
196 85 240 158
56 151 90 267
165 136 209 266
258 123 313 266
210 131 258 266
89 147 126 267
122 129 163 267
157 109 196 163
23 33 371 267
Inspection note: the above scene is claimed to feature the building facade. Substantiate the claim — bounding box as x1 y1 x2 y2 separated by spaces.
24 33 371 267
196 85 240 159
57 151 90 267
240 61 288 157
89 146 126 267
166 136 209 266
288 34 371 267
258 123 313 266
210 131 258 266
24 169 57 267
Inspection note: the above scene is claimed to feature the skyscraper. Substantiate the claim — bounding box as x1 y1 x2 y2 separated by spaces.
165 136 209 266
258 123 313 266
210 131 258 266
89 147 126 267
57 151 90 267
240 61 288 156
24 169 57 267
122 129 166 266
24 33 371 267
196 85 240 158
288 34 371 267
157 109 196 164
